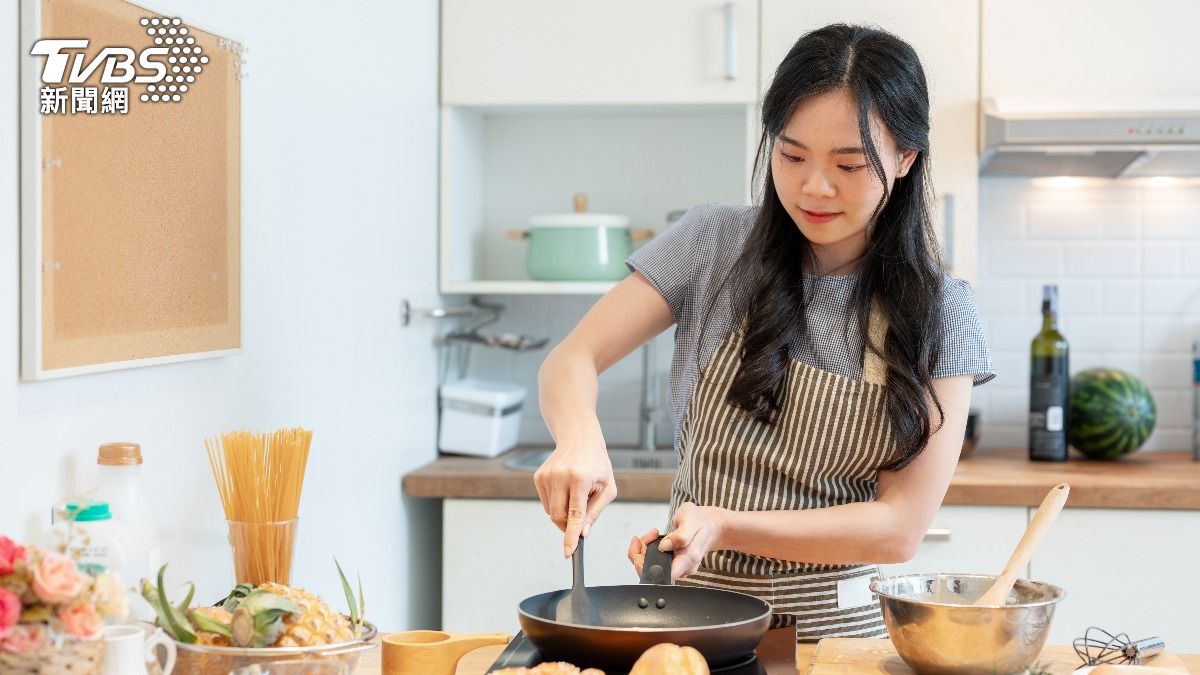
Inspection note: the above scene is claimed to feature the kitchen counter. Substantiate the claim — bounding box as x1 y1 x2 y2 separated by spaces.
403 447 1200 509
352 632 1200 674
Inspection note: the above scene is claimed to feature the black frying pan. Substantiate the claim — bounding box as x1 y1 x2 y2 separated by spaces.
517 536 772 670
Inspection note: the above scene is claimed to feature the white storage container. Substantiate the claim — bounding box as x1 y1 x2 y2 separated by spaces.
439 379 527 457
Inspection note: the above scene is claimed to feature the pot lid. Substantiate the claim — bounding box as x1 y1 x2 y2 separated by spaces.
527 213 630 228
528 192 630 228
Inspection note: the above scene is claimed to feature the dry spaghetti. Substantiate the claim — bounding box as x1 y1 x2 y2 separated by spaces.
206 428 313 585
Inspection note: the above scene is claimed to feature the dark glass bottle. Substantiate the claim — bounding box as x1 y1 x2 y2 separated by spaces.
1029 285 1070 461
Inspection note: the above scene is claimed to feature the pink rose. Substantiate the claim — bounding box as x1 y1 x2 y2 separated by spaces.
0 588 19 639
0 537 25 576
0 623 48 654
58 601 102 641
31 550 85 605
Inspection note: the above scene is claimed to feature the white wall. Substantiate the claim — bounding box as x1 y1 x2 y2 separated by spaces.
0 0 443 630
974 178 1200 452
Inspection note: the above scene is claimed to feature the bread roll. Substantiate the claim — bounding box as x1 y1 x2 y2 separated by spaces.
629 643 710 675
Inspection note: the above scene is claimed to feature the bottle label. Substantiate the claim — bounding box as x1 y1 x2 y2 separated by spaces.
1045 406 1063 431
1031 374 1068 459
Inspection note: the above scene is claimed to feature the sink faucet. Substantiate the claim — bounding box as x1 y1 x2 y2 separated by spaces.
638 338 659 451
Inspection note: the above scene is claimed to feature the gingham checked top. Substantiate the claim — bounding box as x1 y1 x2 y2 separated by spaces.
625 202 995 456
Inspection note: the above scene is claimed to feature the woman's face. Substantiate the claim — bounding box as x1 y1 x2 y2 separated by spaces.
771 88 916 273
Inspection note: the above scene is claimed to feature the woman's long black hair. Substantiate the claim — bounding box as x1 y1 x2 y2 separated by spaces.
722 24 945 471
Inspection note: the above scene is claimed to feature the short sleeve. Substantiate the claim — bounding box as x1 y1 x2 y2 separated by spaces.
933 277 996 386
625 205 707 325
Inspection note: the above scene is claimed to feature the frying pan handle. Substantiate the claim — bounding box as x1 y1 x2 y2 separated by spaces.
639 535 674 586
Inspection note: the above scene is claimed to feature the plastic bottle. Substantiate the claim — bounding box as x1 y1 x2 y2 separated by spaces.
93 442 159 621
94 442 161 577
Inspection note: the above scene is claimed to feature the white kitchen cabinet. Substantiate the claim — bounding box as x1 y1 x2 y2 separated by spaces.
441 1 759 106
759 0 980 283
1030 508 1200 653
443 499 670 633
439 105 756 294
880 505 1030 579
981 0 1200 103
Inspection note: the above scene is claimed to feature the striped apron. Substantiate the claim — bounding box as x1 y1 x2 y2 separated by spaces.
669 310 894 641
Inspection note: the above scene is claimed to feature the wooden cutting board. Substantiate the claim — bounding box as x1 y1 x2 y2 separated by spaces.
806 639 1190 674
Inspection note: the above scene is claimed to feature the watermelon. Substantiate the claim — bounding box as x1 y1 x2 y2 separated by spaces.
1067 368 1156 459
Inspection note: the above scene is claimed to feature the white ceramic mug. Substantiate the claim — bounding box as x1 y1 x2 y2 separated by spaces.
102 624 176 675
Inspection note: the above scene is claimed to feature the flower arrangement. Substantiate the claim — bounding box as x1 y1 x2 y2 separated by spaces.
0 534 127 657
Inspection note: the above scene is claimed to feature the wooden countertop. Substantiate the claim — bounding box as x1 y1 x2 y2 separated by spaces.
403 447 1200 510
353 633 1200 674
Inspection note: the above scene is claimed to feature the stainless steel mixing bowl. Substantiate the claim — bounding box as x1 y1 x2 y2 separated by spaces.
870 573 1065 675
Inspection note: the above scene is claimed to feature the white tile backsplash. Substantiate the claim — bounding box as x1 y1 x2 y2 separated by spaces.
1102 281 1143 315
1141 354 1192 389
986 242 1065 278
987 388 1028 426
1143 243 1183 278
1156 390 1193 428
976 178 1200 452
978 179 1025 241
974 279 1026 314
1065 243 1141 277
1143 318 1183 352
1062 317 1142 353
1184 243 1200 277
1143 281 1200 316
1143 186 1200 239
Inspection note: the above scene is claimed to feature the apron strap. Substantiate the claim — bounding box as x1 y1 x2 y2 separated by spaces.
862 302 888 386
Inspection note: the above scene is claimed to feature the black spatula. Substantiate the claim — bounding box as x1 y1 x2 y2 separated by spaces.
554 535 602 626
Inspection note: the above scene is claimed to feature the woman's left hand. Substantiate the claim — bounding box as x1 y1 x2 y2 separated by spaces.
659 502 728 580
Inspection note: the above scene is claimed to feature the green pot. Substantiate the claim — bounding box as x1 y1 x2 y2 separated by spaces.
519 213 635 282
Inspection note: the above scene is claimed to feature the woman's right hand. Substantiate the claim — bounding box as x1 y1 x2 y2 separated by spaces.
534 442 617 559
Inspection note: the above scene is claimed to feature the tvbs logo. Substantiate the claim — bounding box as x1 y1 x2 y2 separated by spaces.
31 40 169 85
32 17 206 113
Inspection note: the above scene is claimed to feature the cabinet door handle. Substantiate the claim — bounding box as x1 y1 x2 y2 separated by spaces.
924 528 951 542
723 2 737 80
941 192 955 270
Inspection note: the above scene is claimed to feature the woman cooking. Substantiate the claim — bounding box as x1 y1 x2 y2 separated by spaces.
533 24 994 640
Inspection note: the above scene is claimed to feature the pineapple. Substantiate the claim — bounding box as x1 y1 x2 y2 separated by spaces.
256 582 354 647
191 606 233 646
142 564 365 649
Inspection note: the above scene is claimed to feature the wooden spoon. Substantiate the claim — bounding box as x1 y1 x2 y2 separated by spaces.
973 482 1070 606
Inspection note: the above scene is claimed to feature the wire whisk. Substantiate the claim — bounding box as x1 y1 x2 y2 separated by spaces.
1073 626 1165 666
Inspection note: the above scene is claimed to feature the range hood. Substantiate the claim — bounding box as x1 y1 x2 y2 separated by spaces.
980 97 1200 178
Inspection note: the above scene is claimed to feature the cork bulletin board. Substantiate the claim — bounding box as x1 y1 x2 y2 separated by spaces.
20 0 243 380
